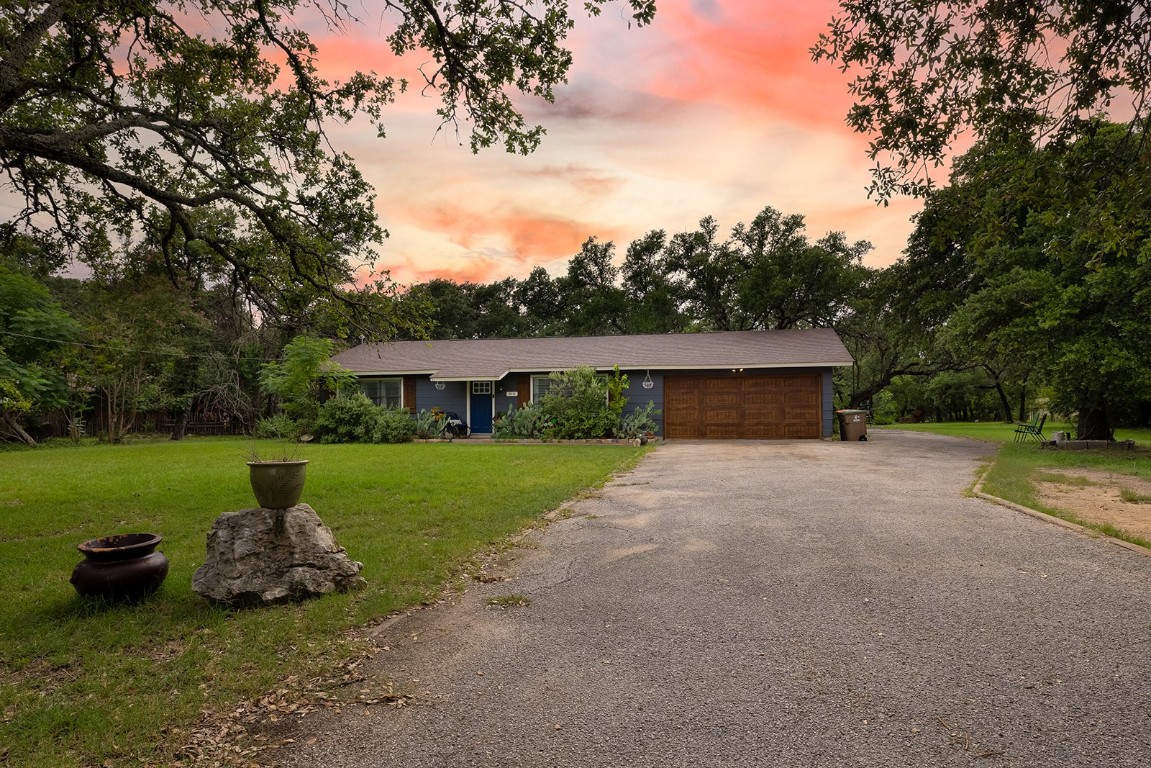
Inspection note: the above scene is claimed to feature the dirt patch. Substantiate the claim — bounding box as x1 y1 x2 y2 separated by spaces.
1035 468 1151 543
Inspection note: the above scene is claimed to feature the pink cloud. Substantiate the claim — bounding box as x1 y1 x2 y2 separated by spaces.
395 253 504 285
311 1 926 286
637 0 857 129
404 204 619 259
515 164 626 197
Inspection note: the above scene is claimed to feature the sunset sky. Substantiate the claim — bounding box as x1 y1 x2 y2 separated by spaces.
311 0 925 287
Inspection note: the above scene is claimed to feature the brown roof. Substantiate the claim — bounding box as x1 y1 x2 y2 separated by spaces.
332 329 853 381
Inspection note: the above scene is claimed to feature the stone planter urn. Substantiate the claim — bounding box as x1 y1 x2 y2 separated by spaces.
247 460 308 509
70 533 169 601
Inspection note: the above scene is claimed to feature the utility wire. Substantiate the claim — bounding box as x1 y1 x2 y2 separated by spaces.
0 329 274 362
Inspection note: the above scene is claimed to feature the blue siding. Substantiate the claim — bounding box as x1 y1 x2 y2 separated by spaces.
386 368 838 439
822 370 834 438
494 378 520 420
414 378 467 418
621 371 664 436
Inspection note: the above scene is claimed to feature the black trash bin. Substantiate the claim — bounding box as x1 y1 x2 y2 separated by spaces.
836 409 868 441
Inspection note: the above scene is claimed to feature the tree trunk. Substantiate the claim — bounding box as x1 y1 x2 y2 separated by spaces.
1077 405 1114 441
1 413 37 446
984 366 1013 422
1016 374 1030 422
170 404 192 441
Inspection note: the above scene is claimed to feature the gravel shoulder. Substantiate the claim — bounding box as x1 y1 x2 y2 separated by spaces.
269 431 1151 768
1033 467 1151 542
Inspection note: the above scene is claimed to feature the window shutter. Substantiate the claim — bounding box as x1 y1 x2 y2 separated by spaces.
403 377 417 414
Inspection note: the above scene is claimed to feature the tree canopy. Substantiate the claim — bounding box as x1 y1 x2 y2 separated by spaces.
0 263 78 443
0 0 654 328
892 122 1151 437
813 0 1151 200
392 206 870 341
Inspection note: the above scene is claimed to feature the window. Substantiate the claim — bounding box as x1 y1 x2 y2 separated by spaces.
472 381 492 395
531 374 558 402
360 378 402 408
532 372 612 404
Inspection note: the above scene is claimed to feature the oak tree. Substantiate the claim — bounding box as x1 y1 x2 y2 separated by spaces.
0 0 654 327
897 123 1151 438
813 1 1151 200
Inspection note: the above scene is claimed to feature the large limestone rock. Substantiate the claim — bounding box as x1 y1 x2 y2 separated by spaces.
193 504 366 606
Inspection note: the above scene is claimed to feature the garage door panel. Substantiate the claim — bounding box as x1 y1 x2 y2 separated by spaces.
705 394 741 410
665 374 821 439
705 424 742 438
707 407 741 424
742 405 778 426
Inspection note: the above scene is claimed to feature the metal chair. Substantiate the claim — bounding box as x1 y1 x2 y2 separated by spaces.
1013 413 1047 442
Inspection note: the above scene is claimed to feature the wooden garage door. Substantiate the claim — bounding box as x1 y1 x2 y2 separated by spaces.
664 374 822 439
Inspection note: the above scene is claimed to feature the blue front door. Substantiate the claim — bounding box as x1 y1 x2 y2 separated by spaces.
469 381 493 433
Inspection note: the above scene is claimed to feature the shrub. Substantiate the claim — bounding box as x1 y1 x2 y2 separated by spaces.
539 366 616 439
493 402 552 439
259 335 355 431
616 401 660 439
315 397 414 444
315 393 378 444
369 406 416 444
605 366 629 424
254 413 300 440
414 408 442 439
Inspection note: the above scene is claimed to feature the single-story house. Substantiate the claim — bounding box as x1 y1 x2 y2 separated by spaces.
330 328 854 439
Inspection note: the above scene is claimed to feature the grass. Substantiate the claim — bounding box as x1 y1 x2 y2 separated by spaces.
0 437 646 767
882 421 1151 547
1119 488 1151 504
882 419 1151 447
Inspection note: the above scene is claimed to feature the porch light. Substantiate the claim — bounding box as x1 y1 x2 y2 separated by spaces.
434 381 446 390
642 371 654 389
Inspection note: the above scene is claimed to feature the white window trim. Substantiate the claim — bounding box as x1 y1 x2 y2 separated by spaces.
530 373 611 404
530 374 554 403
360 377 403 408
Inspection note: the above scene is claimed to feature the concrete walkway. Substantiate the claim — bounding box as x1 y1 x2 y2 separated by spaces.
277 431 1151 767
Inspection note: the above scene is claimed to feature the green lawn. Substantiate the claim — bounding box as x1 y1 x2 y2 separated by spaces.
881 421 1151 547
0 438 646 767
883 419 1151 447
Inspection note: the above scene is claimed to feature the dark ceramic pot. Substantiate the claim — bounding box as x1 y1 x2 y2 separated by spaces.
247 460 308 509
71 533 169 601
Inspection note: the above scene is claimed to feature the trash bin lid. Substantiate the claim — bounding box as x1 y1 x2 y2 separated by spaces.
836 409 868 414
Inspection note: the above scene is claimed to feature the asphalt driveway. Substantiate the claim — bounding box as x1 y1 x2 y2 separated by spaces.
277 430 1151 767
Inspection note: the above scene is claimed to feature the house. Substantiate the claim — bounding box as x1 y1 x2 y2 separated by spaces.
330 328 854 439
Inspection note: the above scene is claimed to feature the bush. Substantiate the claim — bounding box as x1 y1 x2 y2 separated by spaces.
370 406 416 444
414 408 442 439
539 367 615 439
493 402 552 439
315 396 414 444
616 401 660 439
254 413 300 440
259 335 356 431
315 394 378 443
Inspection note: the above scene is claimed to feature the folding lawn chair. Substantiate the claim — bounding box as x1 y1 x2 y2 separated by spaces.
1013 413 1047 442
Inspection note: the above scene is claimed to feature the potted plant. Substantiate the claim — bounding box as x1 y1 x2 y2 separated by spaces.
248 335 354 508
247 457 308 509
247 434 312 509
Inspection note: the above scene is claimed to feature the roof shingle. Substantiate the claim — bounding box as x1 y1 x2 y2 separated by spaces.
332 329 853 380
